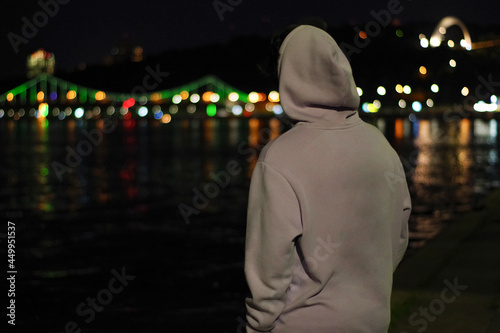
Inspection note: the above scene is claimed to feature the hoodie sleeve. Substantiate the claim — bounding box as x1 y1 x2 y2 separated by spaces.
393 162 411 271
245 161 302 332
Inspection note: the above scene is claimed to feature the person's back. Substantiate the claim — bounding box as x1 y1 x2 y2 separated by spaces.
244 25 411 333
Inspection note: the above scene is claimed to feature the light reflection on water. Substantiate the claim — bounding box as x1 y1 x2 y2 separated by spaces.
1 114 499 331
392 116 499 249
0 115 499 250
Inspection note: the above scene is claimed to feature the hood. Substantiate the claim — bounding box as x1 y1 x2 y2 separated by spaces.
278 25 360 126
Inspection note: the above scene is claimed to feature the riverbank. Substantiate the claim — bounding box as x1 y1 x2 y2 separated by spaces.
390 187 500 332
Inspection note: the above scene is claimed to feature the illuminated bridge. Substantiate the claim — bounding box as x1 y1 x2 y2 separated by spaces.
1 71 499 122
1 73 498 123
0 73 285 122
2 14 500 124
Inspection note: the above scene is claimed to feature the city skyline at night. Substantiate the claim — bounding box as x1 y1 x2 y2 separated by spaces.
2 14 499 122
1 0 500 81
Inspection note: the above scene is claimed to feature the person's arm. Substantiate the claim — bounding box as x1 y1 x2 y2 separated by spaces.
244 161 302 332
394 162 411 271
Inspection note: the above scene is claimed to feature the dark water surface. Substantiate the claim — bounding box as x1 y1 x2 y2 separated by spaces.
0 114 499 332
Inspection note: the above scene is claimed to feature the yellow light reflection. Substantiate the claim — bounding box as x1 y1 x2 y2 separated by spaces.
95 91 106 101
161 114 171 124
248 92 259 103
151 92 161 102
228 92 239 102
459 118 470 146
249 118 260 147
247 118 261 177
202 91 213 103
268 91 280 102
416 120 430 146
395 118 403 140
66 90 76 100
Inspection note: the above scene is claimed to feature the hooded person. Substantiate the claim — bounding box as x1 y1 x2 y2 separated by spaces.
244 25 411 332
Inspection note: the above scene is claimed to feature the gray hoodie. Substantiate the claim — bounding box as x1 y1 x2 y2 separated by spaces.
244 25 411 332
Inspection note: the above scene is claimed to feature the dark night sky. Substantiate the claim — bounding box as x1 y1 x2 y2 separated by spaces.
1 0 499 81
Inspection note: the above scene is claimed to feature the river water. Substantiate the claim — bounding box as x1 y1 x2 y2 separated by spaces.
0 114 499 332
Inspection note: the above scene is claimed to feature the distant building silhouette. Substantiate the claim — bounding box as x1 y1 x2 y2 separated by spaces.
103 35 143 66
